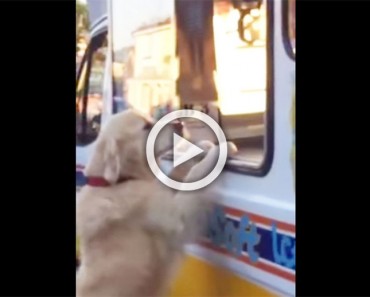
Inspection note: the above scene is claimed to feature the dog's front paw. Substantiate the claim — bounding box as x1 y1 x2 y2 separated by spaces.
227 141 238 157
196 140 216 153
196 140 237 157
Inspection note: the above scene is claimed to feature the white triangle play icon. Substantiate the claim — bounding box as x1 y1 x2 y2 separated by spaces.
173 134 204 168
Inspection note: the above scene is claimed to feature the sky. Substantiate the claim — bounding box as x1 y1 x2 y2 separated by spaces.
82 0 173 50
111 0 173 50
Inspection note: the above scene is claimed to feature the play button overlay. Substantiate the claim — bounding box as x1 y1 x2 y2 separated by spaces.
173 134 204 168
146 109 228 191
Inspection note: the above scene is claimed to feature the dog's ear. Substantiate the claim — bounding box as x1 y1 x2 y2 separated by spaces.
102 138 121 184
84 137 122 184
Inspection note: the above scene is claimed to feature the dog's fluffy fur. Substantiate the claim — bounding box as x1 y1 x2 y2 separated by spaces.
76 109 237 297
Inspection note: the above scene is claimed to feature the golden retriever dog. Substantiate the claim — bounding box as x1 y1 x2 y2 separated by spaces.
76 109 237 297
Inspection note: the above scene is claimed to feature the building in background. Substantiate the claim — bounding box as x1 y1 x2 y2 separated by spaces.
125 18 179 115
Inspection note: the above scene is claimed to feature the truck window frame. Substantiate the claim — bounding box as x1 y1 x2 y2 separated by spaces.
222 0 274 177
76 31 108 147
282 0 295 60
109 0 274 177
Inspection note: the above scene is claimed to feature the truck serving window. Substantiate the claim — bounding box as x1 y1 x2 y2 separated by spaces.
76 32 108 146
111 0 272 173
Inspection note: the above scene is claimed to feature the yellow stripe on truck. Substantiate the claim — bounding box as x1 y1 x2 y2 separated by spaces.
168 255 277 297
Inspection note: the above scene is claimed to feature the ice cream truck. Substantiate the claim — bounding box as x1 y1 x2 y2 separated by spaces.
76 0 295 295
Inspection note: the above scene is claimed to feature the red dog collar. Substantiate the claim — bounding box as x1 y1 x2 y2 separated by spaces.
86 176 133 187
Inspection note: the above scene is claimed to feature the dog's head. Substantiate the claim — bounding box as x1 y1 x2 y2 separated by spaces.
84 109 183 184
